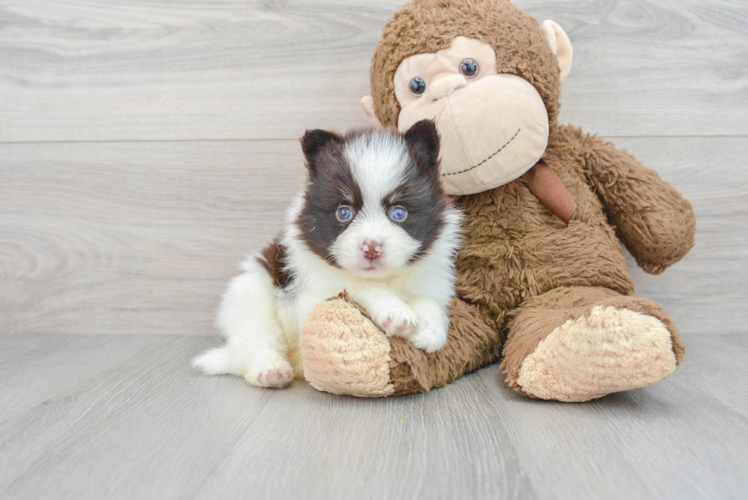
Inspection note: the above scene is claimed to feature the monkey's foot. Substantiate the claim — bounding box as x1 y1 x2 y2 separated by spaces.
515 306 677 402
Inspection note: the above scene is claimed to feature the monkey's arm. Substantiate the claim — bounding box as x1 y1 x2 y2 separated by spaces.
580 134 695 275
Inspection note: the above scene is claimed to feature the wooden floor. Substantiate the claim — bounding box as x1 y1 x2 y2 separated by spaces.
0 334 746 500
2 0 748 499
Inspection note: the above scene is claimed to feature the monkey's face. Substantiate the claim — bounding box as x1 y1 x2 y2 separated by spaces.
392 37 548 196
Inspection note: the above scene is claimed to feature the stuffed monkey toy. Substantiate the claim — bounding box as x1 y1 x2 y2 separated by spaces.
299 0 695 401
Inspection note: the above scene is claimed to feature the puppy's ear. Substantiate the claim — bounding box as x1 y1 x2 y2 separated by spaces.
301 129 342 176
404 119 440 174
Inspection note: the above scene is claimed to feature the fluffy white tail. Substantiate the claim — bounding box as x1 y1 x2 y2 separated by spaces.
192 347 231 375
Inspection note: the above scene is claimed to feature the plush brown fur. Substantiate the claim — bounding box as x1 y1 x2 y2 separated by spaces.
388 296 503 394
300 0 695 400
371 0 561 132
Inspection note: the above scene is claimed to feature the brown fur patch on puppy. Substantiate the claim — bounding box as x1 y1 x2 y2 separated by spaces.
257 238 293 289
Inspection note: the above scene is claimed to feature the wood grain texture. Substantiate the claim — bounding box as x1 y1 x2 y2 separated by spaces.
0 334 746 500
0 334 175 422
1 136 745 336
477 334 748 500
0 0 746 142
0 140 307 335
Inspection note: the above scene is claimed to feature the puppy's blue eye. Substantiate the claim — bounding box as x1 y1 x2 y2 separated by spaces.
389 206 407 222
336 205 353 222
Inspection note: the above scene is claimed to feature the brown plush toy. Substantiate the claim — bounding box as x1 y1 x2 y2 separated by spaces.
298 0 696 401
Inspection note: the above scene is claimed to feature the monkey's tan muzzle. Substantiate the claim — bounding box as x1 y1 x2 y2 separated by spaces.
399 74 549 196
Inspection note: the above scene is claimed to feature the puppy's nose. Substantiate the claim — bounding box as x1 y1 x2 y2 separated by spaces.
362 240 382 261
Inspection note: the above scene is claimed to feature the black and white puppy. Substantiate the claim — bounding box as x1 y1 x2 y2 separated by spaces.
193 120 462 388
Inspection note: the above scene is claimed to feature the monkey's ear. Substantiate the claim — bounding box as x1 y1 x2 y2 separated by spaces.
301 129 342 176
361 96 384 128
404 119 440 172
540 20 573 80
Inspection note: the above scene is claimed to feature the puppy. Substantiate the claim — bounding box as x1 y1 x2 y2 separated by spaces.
192 119 462 388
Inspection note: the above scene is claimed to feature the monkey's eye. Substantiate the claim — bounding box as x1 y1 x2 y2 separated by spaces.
336 205 354 222
409 77 426 96
459 58 479 78
389 206 407 222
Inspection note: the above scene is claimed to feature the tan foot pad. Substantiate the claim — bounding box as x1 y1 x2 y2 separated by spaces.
517 306 677 402
300 297 395 397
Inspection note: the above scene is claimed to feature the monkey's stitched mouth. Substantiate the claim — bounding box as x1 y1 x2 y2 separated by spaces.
441 128 521 177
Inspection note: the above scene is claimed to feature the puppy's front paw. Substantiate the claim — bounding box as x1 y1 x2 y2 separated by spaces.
410 320 448 354
246 350 294 388
371 303 419 339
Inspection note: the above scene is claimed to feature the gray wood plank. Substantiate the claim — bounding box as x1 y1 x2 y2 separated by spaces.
0 0 746 142
0 140 306 336
474 336 748 500
1 136 745 336
0 335 174 422
0 334 532 500
192 373 533 500
0 335 260 500
1 334 747 500
670 335 748 419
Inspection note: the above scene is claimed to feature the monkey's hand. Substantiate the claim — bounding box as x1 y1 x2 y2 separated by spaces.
580 132 695 274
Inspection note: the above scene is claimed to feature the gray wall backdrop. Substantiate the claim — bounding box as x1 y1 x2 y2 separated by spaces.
1 0 746 336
